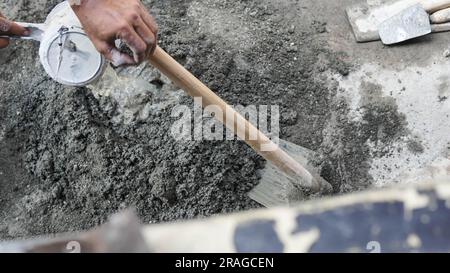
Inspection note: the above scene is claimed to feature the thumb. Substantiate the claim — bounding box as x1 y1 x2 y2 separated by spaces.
0 17 28 36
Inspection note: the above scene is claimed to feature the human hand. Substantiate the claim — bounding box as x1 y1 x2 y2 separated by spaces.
0 11 29 49
70 0 159 66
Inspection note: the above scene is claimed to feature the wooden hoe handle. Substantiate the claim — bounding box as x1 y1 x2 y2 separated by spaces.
149 46 320 191
420 0 450 13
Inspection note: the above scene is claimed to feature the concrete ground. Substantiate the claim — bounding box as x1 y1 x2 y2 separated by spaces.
301 0 450 186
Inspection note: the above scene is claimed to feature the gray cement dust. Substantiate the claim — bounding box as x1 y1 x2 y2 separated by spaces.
0 0 411 239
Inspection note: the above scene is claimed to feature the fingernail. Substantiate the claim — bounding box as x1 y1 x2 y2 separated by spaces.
24 29 31 36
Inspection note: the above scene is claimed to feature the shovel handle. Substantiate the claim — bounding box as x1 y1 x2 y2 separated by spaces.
420 0 450 13
431 22 450 31
148 46 320 191
430 7 450 23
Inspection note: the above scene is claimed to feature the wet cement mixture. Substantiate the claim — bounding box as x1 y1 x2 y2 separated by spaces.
0 0 415 239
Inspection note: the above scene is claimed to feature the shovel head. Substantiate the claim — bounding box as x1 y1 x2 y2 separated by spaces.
379 4 431 45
